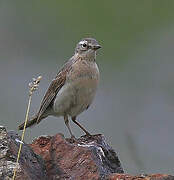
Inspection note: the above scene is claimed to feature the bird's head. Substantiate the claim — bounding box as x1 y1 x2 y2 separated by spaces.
75 38 101 60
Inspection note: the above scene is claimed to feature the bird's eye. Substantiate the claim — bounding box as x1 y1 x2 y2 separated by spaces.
82 43 87 48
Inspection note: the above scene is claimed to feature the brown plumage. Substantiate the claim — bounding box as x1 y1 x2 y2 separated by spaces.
18 38 101 138
18 57 78 130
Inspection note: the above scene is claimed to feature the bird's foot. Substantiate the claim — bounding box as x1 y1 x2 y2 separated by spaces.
68 135 78 143
71 135 76 139
84 132 92 137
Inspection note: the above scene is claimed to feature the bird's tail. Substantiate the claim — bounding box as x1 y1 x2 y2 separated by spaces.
18 115 38 130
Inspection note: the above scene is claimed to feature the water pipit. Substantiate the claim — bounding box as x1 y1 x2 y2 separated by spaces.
19 38 101 138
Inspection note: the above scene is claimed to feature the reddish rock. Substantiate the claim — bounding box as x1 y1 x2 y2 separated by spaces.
1 126 174 180
30 133 123 180
108 173 174 180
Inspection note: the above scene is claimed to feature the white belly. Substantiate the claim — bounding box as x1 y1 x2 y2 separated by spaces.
53 77 98 117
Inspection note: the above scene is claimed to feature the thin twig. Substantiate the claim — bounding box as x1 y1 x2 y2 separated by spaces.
12 76 42 180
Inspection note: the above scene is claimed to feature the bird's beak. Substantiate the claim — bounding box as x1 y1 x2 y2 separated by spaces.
93 45 102 50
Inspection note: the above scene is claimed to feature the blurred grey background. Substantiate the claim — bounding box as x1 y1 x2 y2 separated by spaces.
0 0 174 175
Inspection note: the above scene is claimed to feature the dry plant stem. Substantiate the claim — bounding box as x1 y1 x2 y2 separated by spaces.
12 76 42 180
12 94 32 180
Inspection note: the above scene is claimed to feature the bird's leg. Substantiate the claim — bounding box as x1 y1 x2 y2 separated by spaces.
64 115 75 139
71 116 91 136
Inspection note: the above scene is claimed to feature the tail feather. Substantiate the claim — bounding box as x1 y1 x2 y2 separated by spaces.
18 116 38 130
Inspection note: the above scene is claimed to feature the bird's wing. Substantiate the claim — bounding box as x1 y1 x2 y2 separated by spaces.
36 56 77 123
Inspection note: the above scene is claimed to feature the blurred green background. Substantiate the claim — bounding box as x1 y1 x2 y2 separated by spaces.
1 0 174 174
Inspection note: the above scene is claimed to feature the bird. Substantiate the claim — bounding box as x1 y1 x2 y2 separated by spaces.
18 38 101 138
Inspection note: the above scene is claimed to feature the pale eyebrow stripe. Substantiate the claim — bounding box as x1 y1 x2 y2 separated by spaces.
79 40 87 45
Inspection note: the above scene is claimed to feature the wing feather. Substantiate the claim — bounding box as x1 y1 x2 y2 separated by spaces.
36 56 78 123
